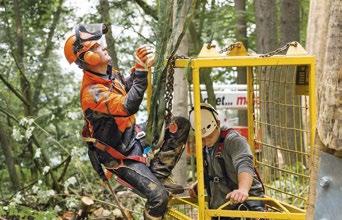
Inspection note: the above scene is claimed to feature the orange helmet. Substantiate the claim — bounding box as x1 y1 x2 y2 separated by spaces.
64 24 108 66
64 35 99 64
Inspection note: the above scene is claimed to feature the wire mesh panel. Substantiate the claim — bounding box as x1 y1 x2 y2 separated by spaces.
253 65 311 208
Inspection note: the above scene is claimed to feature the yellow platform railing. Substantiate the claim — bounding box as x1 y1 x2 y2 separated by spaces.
165 43 316 220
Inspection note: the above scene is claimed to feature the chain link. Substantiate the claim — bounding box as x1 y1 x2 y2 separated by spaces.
164 55 188 124
259 42 298 57
219 42 242 54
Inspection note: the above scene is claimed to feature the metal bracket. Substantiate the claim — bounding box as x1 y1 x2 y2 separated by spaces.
198 43 222 58
314 152 342 220
286 41 308 55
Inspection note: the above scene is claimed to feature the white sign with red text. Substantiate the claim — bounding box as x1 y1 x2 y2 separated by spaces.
202 91 247 109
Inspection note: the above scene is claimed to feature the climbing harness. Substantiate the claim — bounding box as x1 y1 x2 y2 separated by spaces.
82 137 147 166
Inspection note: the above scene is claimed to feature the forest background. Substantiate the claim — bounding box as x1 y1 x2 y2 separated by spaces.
0 0 340 219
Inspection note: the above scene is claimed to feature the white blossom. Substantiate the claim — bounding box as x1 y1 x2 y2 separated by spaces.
32 185 39 194
66 199 77 209
66 111 79 120
19 118 28 126
54 205 62 212
12 127 23 141
3 206 8 211
38 180 43 185
50 156 61 166
46 189 56 197
42 166 50 174
25 126 35 140
19 117 34 126
71 147 80 157
13 192 22 204
64 176 77 188
34 148 41 159
27 118 34 126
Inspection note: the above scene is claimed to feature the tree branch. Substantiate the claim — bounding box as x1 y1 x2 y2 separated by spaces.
0 68 30 107
58 156 72 182
10 52 29 85
131 0 158 20
32 0 64 108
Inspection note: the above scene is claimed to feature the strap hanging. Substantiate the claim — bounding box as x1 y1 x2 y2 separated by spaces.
83 137 146 164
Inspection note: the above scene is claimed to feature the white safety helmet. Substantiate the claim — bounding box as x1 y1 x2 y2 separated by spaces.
189 103 219 138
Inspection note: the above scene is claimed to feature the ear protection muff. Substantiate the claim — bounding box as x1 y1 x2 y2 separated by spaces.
83 51 101 66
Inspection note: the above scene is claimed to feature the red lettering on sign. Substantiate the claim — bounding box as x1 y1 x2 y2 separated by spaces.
236 96 247 105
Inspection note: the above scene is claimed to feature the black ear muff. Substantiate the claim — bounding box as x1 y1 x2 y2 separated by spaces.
83 51 101 66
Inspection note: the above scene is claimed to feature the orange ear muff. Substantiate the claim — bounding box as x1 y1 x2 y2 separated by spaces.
83 51 101 66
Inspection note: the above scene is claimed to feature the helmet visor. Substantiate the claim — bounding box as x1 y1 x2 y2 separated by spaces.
73 24 108 54
76 23 107 41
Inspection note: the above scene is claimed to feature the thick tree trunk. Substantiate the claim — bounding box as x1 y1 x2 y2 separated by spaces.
234 0 248 126
171 0 191 185
99 0 119 69
315 2 341 153
280 0 302 165
280 0 300 45
306 0 331 80
254 0 278 53
306 0 342 218
0 125 20 189
254 0 278 180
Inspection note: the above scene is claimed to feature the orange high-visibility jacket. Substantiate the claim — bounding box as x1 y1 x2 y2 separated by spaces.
81 69 147 164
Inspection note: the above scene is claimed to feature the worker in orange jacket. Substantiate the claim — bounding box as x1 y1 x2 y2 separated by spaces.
64 24 190 219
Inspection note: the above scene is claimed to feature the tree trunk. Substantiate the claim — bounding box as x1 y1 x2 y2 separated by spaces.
254 0 278 53
306 0 342 218
13 0 37 179
316 0 341 153
306 0 331 80
254 0 278 180
280 0 300 45
280 0 303 165
99 0 119 69
0 124 20 189
234 0 248 126
171 0 191 185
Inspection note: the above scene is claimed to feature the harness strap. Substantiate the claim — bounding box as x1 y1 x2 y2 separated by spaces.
217 156 238 190
216 128 265 193
83 137 146 164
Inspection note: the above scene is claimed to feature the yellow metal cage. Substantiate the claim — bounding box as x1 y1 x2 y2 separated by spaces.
164 46 316 220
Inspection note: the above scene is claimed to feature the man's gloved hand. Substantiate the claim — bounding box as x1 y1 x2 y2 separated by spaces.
133 44 155 72
188 181 198 198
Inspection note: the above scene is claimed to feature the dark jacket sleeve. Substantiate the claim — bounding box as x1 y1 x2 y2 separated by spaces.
123 71 148 115
123 73 134 92
225 134 254 175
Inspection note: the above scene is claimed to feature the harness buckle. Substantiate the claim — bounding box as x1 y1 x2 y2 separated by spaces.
136 131 146 140
213 176 221 183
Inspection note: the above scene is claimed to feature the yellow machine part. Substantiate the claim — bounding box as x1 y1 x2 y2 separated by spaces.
165 42 316 220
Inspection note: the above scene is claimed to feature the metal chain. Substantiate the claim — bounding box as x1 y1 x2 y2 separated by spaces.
165 58 175 125
164 55 188 124
219 42 242 54
259 42 298 57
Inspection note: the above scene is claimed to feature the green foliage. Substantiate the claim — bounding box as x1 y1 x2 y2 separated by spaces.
0 205 57 219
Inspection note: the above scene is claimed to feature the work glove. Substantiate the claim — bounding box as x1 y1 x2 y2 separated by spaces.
188 181 198 198
133 44 155 72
